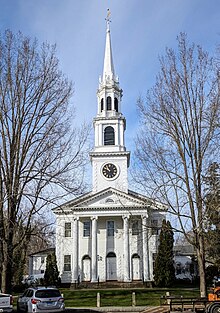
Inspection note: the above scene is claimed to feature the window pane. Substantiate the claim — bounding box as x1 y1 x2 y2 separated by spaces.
151 220 159 235
104 126 115 145
64 255 71 263
83 221 91 237
64 264 71 271
107 96 112 110
132 220 140 235
65 222 71 237
64 255 71 272
36 290 61 298
114 98 118 112
107 221 114 236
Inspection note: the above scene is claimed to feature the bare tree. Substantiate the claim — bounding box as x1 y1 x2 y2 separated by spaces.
13 220 55 285
0 30 90 293
134 33 220 297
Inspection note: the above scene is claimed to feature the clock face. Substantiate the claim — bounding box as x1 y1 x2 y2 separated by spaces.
102 163 118 179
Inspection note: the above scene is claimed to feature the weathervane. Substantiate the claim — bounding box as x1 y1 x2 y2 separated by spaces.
105 8 111 29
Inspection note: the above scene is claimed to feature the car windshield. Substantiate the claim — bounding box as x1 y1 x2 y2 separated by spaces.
35 290 61 298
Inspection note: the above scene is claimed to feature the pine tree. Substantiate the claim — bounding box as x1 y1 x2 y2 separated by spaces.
154 219 175 287
164 221 176 286
51 253 60 285
44 253 60 286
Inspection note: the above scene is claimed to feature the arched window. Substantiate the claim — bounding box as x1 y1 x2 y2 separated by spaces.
104 126 115 145
107 96 112 110
106 252 116 258
114 98 118 112
101 98 104 112
82 255 91 260
132 253 140 259
105 198 114 204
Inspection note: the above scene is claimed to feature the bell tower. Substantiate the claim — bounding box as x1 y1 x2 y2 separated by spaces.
90 14 130 193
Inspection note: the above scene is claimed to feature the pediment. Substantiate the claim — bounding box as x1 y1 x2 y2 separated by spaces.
74 189 146 208
53 187 164 214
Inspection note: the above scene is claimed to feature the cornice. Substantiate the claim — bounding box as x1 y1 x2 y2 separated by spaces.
90 151 130 167
93 115 126 122
89 151 130 158
53 205 150 215
97 84 122 93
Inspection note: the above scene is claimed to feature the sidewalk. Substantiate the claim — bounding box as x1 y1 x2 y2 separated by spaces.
65 306 168 313
66 307 147 312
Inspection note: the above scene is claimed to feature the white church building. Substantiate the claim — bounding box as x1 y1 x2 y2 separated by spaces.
53 19 166 286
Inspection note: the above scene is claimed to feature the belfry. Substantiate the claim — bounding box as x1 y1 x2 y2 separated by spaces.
53 15 165 286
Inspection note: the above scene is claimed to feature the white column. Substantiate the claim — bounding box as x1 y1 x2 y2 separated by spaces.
123 215 130 282
56 218 62 276
72 217 78 282
99 124 102 146
142 215 149 281
115 123 119 145
91 216 98 282
120 120 124 147
94 124 98 146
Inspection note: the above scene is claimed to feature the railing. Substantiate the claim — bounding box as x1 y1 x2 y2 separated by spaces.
160 295 210 312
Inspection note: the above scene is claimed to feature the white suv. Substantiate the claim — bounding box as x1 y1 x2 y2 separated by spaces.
17 287 65 313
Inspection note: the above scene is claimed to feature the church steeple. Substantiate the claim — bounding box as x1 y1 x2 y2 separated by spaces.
90 12 130 193
97 13 122 117
102 18 116 84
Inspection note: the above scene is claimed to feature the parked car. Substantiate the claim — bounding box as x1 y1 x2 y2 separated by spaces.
22 275 44 286
0 292 13 312
17 287 65 313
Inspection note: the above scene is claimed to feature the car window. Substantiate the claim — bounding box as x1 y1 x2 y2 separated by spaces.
26 290 34 297
35 290 61 298
22 290 29 297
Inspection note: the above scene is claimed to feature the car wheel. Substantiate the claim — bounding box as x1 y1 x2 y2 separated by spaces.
17 302 22 313
208 303 220 313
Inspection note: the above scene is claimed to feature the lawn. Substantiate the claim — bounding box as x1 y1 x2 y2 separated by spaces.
61 287 200 307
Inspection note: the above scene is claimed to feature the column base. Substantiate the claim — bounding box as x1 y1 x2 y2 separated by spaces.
124 279 132 282
91 279 98 283
143 280 153 287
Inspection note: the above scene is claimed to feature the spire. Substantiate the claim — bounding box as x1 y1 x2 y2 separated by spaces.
102 9 117 84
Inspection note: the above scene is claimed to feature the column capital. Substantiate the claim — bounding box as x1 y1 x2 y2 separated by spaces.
142 214 148 220
122 214 130 220
73 216 79 221
91 216 98 221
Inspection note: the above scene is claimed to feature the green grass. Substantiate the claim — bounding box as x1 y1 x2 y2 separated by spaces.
61 287 200 307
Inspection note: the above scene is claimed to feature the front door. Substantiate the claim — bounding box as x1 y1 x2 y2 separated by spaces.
106 252 117 280
132 255 141 280
82 256 91 281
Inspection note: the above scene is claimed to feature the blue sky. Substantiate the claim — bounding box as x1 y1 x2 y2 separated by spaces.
0 0 219 162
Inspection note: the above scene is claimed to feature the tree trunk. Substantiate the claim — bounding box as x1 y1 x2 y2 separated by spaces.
1 242 13 294
196 242 207 298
